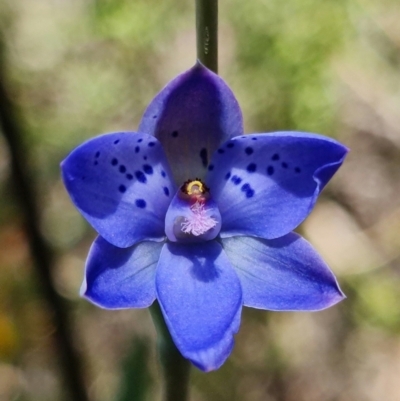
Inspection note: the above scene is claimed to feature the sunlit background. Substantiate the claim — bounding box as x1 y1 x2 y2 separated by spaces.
1 0 400 400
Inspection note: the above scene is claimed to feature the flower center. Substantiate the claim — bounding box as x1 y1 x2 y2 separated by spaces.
179 179 217 236
164 178 222 243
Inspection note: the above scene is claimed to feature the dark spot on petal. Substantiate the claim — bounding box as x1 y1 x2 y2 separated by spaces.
267 166 274 176
171 130 178 138
295 167 301 173
82 176 86 180
111 158 118 166
245 147 254 155
114 139 120 144
227 142 234 148
282 162 288 168
163 187 169 196
241 136 247 139
135 146 140 153
95 151 100 158
119 185 126 193
252 137 258 141
94 161 98 166
218 148 225 154
153 115 157 119
240 184 254 198
138 138 143 143
143 164 153 175
135 199 146 208
161 170 166 178
272 153 280 161
225 172 231 180
126 173 133 180
199 148 208 168
119 165 126 173
208 164 214 171
135 171 147 183
231 175 242 185
241 183 255 198
148 142 155 147
247 163 257 173
143 156 147 160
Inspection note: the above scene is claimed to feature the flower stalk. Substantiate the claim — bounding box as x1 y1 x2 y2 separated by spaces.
195 0 218 73
150 302 191 401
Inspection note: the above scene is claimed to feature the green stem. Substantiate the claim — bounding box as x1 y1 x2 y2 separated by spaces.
195 0 218 73
150 302 191 401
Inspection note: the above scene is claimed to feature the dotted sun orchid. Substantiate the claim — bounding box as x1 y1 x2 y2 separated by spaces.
61 63 348 372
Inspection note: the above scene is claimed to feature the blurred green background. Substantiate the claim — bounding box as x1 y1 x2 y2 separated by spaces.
1 0 400 400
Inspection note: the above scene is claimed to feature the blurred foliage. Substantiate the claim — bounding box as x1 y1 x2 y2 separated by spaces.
226 0 351 135
1 0 400 400
353 272 400 333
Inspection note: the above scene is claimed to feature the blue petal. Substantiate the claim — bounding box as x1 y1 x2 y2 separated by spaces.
206 132 348 239
138 63 243 185
221 234 345 311
156 242 242 371
82 237 163 309
61 132 175 248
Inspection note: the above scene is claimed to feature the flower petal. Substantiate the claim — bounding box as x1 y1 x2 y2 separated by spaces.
82 237 163 309
156 242 242 371
138 63 243 185
206 132 348 239
221 234 345 311
61 132 175 248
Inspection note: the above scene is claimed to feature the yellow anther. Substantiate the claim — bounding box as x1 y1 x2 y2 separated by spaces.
186 180 205 195
181 179 210 196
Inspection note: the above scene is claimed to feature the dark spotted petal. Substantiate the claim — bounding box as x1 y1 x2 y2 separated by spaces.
61 132 175 248
206 132 348 239
222 234 345 311
138 63 243 185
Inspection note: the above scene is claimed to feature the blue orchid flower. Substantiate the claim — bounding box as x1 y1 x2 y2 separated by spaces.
61 63 348 372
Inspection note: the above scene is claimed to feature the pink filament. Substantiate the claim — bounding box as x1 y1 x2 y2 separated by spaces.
181 201 217 236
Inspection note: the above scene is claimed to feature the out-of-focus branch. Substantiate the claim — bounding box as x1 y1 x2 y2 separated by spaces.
0 42 90 401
